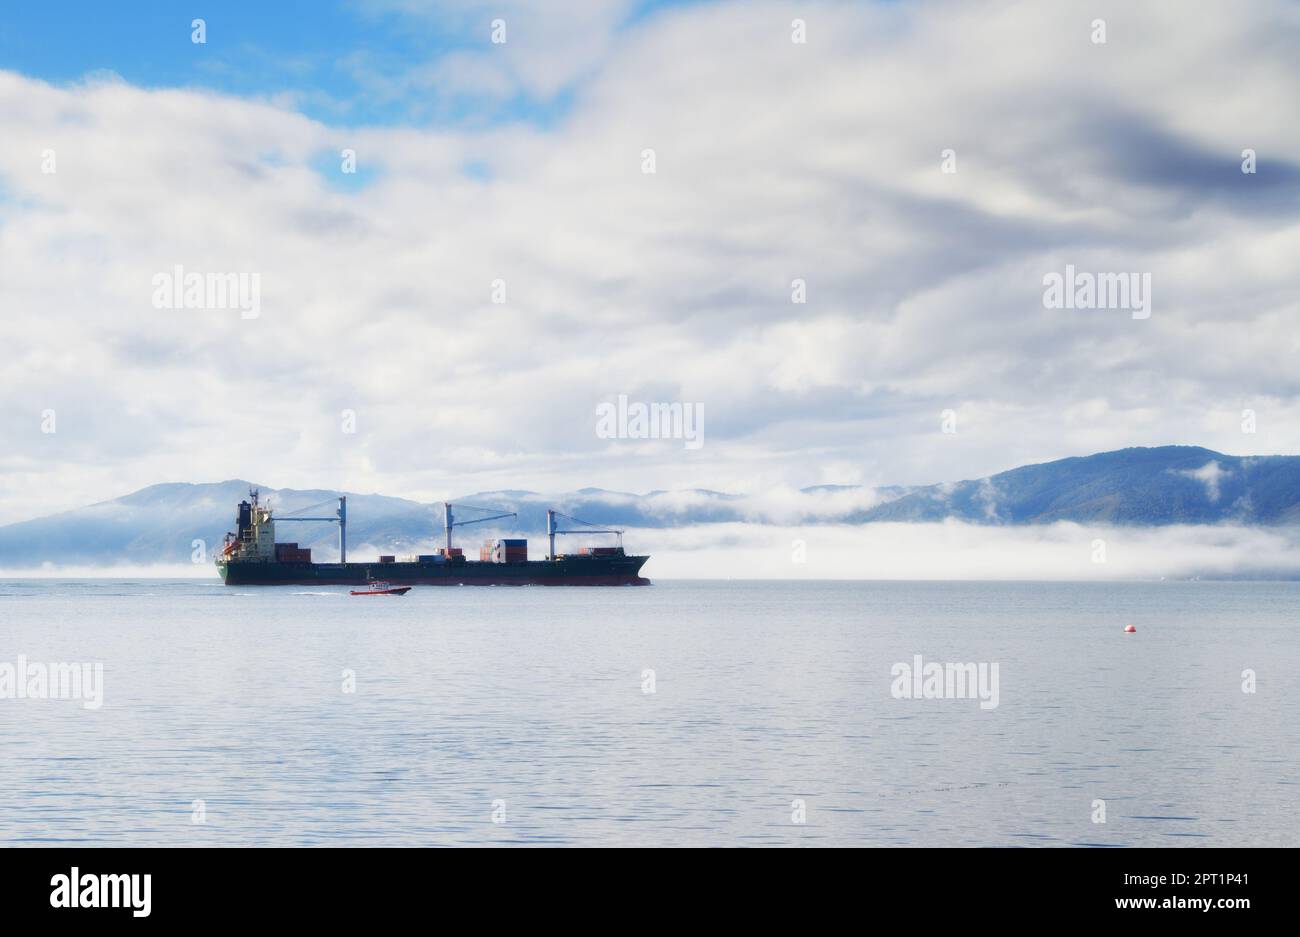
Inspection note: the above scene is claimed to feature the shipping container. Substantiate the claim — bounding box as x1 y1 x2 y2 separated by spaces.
275 542 312 563
379 555 395 564
476 538 529 562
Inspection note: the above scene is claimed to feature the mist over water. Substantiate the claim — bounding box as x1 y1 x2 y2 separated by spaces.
1 579 1296 846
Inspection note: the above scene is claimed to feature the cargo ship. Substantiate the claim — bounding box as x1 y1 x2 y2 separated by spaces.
215 489 651 586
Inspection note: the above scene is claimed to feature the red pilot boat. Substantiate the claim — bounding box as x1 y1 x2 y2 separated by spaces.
349 580 411 596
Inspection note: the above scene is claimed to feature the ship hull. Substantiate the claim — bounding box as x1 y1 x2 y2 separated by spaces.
218 556 651 586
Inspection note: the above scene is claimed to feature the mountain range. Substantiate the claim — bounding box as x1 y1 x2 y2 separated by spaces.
2 446 1297 568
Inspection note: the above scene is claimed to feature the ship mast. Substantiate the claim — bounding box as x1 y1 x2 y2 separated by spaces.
339 496 346 563
443 502 517 552
273 495 347 563
547 509 624 560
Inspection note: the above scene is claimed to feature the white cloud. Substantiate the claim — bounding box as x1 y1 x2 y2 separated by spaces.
348 0 636 107
2 1 1300 524
1174 460 1230 502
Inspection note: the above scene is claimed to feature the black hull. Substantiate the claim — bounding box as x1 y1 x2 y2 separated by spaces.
218 556 651 586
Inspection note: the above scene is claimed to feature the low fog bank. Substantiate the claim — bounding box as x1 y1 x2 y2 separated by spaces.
4 522 1300 581
630 522 1300 581
0 563 213 579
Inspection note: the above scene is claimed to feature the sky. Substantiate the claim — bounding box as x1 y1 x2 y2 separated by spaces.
1 0 1299 527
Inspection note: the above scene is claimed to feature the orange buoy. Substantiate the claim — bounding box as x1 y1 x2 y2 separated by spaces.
1124 624 1137 633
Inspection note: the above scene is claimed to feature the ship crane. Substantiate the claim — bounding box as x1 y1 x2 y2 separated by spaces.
273 495 348 563
547 509 624 561
443 502 517 552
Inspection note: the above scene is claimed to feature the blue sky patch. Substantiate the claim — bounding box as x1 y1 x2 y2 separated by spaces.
0 0 686 129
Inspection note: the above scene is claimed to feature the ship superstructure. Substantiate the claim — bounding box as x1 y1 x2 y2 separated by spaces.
216 489 650 586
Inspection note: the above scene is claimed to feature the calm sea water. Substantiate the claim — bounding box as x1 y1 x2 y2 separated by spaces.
0 579 1296 847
